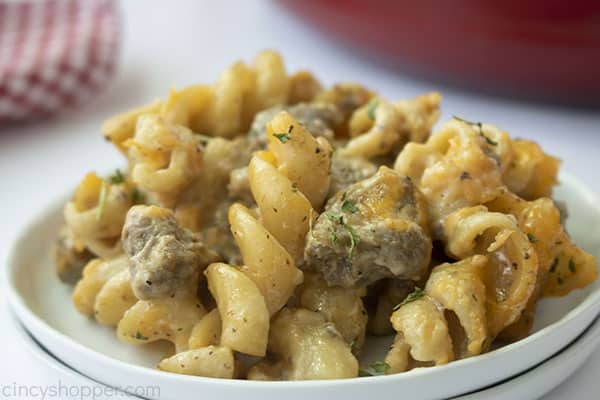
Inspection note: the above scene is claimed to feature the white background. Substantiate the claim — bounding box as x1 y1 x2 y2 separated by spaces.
1 1 599 399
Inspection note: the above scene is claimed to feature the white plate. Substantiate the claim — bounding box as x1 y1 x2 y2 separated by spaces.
15 302 600 400
13 307 600 400
455 316 600 400
5 171 600 400
10 312 145 399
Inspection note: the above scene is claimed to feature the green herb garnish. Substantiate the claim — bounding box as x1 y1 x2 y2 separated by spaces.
367 99 378 120
134 331 149 340
341 199 358 213
359 361 390 376
370 361 390 373
453 115 497 146
346 224 359 258
273 133 291 143
131 188 145 204
527 233 538 243
96 181 108 221
393 287 424 311
472 294 478 302
326 213 360 258
109 169 124 184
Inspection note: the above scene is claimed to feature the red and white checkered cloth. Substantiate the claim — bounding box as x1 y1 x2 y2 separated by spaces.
0 0 120 123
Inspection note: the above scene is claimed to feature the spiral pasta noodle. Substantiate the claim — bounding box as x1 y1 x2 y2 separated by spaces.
486 192 598 339
102 50 295 152
341 92 441 160
63 172 134 258
124 115 204 207
385 203 541 372
394 117 560 238
228 110 331 311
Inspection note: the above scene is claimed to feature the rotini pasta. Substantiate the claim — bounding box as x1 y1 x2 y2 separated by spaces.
247 308 358 380
486 192 598 339
63 172 133 258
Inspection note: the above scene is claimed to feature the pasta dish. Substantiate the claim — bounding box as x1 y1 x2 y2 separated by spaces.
54 51 598 380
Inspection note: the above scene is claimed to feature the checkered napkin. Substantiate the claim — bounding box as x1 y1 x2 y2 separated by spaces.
0 0 119 123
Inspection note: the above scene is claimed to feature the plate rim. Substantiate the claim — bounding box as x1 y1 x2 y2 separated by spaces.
4 170 600 391
453 315 600 399
13 305 600 400
9 310 148 399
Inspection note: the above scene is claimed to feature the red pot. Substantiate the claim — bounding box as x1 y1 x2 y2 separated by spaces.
280 0 600 106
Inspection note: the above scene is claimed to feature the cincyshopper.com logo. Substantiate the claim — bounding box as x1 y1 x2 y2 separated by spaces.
1 380 160 399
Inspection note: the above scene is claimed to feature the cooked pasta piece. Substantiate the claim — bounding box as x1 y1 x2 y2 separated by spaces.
246 154 316 263
228 203 303 315
444 206 539 337
117 295 206 353
266 111 333 210
385 333 411 374
125 116 205 207
102 100 162 153
247 308 358 380
342 98 404 159
297 272 367 353
162 51 291 138
205 262 270 357
188 308 221 349
394 118 510 238
487 193 598 339
342 92 440 160
424 255 488 357
394 91 442 143
72 256 128 317
288 70 322 104
94 269 137 326
390 296 454 368
501 139 560 200
64 172 132 258
158 345 235 379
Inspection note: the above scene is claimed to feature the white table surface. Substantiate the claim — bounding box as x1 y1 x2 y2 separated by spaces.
1 1 599 399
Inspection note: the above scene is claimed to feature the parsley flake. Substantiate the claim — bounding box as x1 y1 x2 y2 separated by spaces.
359 361 390 376
367 99 378 120
109 169 124 184
453 115 497 146
341 199 358 213
273 133 292 143
131 188 145 204
96 181 108 221
527 233 538 243
134 331 148 340
326 213 360 257
394 287 424 311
